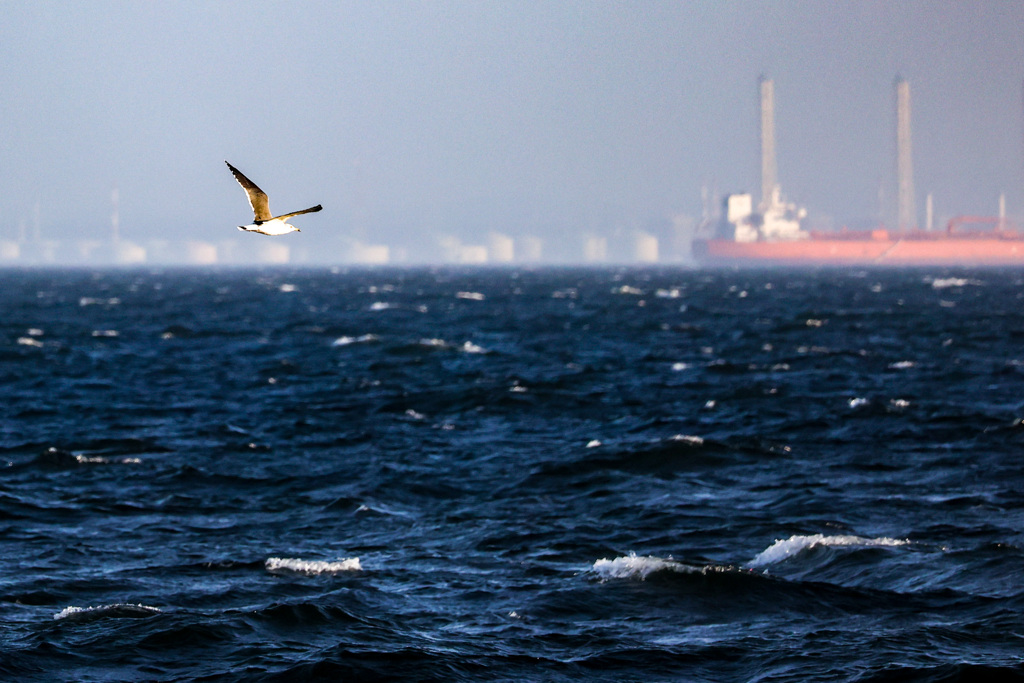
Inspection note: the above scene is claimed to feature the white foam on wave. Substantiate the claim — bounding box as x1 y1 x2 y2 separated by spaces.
54 603 161 620
461 341 487 354
278 283 298 292
332 334 379 347
75 454 141 465
79 297 121 306
748 534 909 568
265 557 362 574
931 277 980 289
456 291 485 301
17 337 44 347
364 284 396 294
592 553 696 580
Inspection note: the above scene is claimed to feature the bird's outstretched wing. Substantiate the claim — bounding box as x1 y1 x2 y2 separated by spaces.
275 205 323 221
226 161 272 222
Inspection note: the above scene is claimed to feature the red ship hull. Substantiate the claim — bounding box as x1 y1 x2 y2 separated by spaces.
694 230 1024 266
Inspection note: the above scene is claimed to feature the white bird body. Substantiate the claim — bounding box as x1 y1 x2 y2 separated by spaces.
226 161 321 236
238 218 298 236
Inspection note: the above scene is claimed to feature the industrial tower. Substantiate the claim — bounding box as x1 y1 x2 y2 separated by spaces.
895 78 916 231
759 76 777 209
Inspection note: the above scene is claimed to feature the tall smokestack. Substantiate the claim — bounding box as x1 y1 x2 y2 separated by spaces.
760 76 777 209
895 77 916 231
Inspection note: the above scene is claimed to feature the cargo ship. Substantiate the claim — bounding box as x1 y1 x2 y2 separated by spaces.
692 189 1024 266
694 76 1024 266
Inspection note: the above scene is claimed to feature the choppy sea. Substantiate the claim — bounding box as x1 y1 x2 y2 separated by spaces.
2 266 1024 681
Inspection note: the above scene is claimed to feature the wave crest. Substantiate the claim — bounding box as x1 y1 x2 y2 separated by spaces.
592 553 698 580
332 334 379 347
265 557 362 574
54 603 162 620
748 534 909 568
930 277 981 289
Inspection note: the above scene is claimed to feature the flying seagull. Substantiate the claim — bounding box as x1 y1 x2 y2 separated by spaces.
226 161 322 235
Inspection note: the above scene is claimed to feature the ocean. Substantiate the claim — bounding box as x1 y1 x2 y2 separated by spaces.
2 266 1023 681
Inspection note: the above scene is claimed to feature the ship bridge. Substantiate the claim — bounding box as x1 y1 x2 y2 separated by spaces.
721 187 808 243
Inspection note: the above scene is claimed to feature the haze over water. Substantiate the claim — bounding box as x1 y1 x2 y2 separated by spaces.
1 2 1023 263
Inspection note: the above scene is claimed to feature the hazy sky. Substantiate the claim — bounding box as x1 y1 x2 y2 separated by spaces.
1 1 1022 251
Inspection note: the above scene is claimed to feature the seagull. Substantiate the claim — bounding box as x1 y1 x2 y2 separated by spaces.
226 161 322 235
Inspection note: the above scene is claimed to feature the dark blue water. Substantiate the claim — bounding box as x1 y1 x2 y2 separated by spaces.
2 266 1024 681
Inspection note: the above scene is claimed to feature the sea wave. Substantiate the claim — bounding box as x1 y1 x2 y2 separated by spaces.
30 447 142 468
332 334 380 346
592 553 699 580
532 433 742 480
73 454 141 464
265 557 362 574
79 297 121 306
930 277 981 289
54 604 162 621
748 534 909 568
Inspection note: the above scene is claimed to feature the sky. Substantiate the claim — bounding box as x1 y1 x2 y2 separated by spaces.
1 1 1022 258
